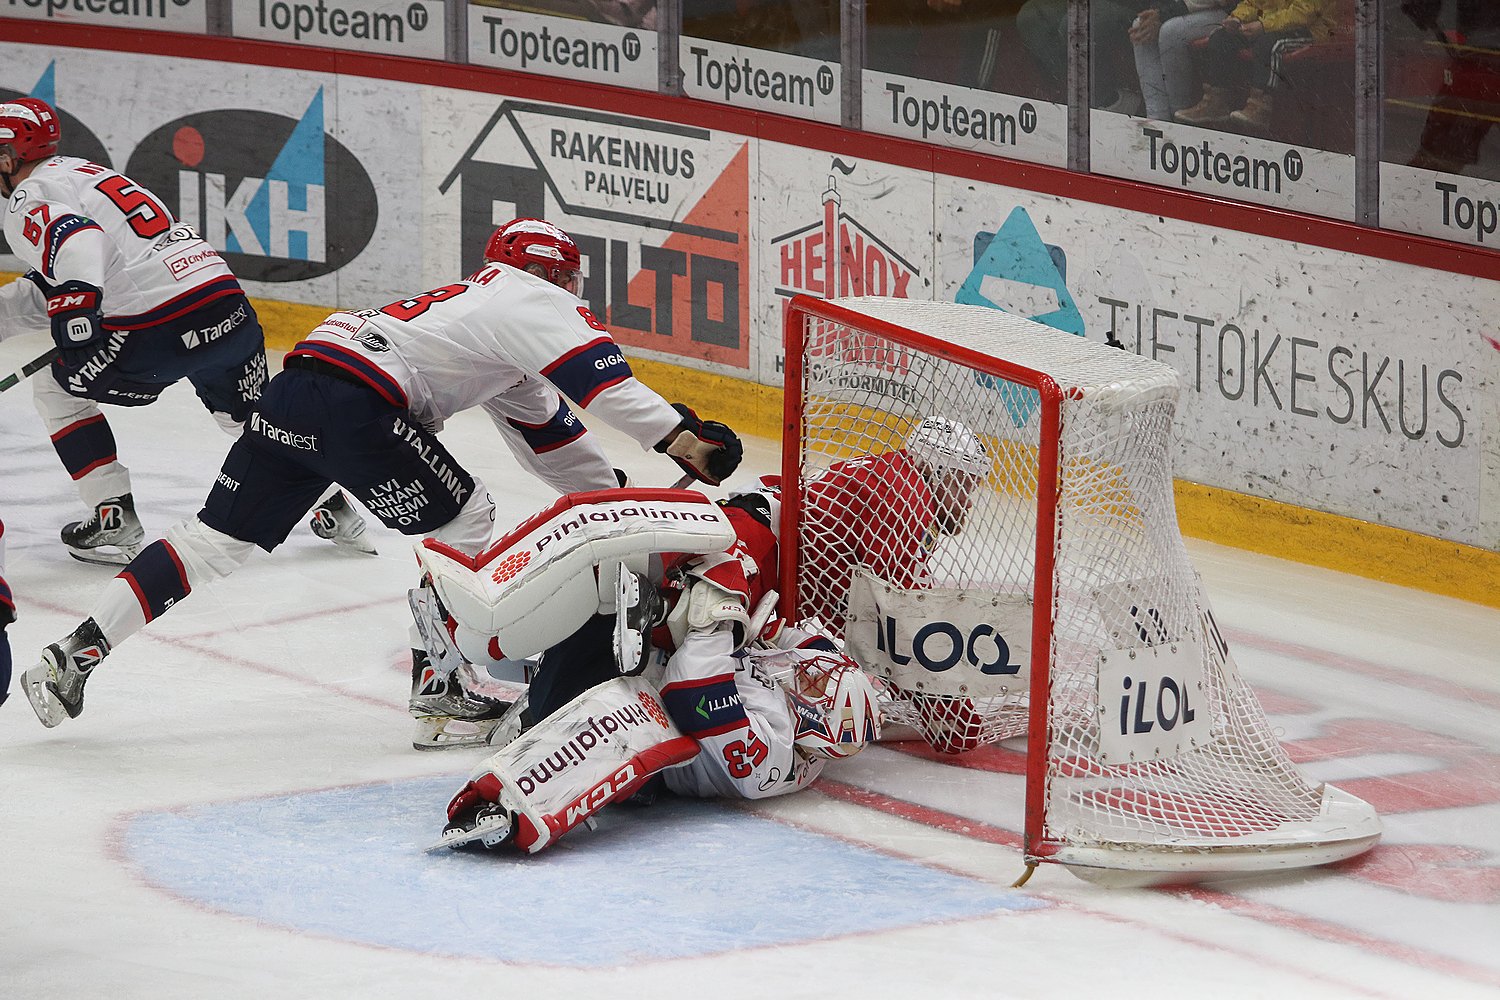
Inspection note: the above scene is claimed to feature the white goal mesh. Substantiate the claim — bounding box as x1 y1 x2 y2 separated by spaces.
781 296 1380 878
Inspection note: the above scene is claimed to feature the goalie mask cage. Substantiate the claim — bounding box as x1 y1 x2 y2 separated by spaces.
779 296 1380 882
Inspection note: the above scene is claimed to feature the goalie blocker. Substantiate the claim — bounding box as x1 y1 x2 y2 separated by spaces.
437 676 698 853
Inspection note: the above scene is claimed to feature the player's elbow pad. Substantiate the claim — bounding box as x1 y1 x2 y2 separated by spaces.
46 280 106 354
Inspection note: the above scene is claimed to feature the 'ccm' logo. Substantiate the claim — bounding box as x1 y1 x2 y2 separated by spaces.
561 761 637 831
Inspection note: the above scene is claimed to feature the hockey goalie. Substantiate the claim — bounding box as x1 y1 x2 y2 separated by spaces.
415 486 882 854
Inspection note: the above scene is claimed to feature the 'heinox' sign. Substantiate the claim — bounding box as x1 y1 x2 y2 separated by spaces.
771 158 925 385
125 89 376 281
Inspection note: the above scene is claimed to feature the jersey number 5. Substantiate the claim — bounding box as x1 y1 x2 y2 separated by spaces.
95 176 171 239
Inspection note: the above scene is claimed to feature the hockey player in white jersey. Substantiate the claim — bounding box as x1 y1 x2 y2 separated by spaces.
0 98 370 564
421 484 880 854
22 217 743 733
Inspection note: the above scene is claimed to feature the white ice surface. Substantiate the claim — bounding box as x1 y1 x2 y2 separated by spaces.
2 366 1498 1000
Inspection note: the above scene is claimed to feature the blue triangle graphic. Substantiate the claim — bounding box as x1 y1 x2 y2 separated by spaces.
30 62 56 107
956 207 1086 427
245 88 325 260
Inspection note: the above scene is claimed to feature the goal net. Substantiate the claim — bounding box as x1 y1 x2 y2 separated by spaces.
779 295 1381 881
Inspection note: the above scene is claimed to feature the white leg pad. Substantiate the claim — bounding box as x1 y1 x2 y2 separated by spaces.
464 676 698 853
416 490 736 660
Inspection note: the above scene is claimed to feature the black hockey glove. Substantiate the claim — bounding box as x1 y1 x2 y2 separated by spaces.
45 280 107 364
655 403 743 486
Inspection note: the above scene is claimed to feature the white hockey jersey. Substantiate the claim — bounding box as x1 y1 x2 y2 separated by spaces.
288 262 682 450
658 627 825 800
0 156 243 329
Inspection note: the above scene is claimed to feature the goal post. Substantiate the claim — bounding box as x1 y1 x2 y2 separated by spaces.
779 294 1381 883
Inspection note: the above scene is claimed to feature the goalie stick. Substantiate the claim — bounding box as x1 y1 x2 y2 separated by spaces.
0 345 57 394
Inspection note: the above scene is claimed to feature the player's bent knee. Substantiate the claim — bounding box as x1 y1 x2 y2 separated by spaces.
451 676 698 853
212 411 245 437
423 479 494 554
164 517 257 584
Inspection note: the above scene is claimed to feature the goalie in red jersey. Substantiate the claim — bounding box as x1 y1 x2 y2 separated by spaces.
795 416 997 754
798 416 989 633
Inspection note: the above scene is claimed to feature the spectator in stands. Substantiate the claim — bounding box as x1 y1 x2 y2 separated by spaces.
1175 0 1337 132
1401 0 1500 177
477 0 655 27
1130 1 1235 121
683 1 833 57
867 1 1028 92
1017 0 1142 110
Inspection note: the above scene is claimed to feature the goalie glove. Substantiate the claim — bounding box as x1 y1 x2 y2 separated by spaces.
46 281 106 361
655 403 743 486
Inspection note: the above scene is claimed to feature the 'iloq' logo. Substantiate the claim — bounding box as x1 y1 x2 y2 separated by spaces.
124 89 376 282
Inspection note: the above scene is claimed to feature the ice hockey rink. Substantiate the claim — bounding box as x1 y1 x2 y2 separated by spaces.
2 365 1498 1000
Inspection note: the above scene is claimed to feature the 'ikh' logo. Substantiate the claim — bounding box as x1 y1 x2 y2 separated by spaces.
771 158 922 307
124 89 377 281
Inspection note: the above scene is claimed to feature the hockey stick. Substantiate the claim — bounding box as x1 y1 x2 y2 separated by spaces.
0 345 57 394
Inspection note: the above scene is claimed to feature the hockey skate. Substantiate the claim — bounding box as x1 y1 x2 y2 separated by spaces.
23 618 110 727
61 494 145 566
308 490 376 554
612 564 663 677
426 801 514 853
409 651 515 751
409 585 513 750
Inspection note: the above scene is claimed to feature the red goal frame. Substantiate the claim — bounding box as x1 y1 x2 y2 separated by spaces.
778 293 1069 864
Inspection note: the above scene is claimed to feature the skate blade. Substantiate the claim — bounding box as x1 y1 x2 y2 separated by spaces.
22 667 66 728
66 545 140 567
411 715 501 751
425 813 511 853
333 535 378 556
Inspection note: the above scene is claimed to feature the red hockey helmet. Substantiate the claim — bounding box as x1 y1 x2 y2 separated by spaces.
484 218 583 295
0 98 61 164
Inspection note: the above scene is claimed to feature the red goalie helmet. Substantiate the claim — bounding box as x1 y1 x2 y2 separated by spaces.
0 98 61 163
485 218 583 295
